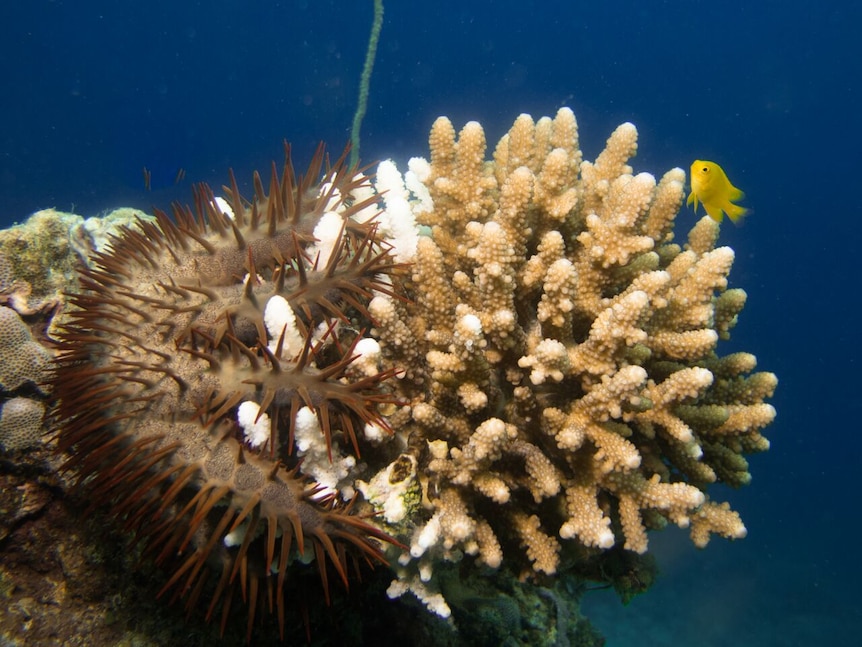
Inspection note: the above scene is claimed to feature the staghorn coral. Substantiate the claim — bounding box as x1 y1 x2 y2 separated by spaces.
371 109 776 606
50 108 776 641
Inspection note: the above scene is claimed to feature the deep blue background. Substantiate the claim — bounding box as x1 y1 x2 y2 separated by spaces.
2 1 859 644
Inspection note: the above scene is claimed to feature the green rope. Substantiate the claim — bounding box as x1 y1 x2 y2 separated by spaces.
349 0 384 169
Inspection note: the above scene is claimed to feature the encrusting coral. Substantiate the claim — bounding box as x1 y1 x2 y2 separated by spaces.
49 108 776 639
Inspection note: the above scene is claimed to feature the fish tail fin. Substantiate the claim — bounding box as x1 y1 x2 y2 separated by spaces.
726 203 749 224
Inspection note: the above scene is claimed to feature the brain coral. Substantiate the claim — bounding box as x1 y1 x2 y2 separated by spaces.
0 396 45 451
0 305 53 392
0 305 51 453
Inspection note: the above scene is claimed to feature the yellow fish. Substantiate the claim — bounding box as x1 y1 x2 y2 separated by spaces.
687 160 749 224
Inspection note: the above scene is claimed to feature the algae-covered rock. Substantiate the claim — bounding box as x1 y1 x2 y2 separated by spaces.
0 209 85 314
0 207 151 315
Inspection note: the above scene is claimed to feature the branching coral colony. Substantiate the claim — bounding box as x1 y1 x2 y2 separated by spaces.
52 109 776 637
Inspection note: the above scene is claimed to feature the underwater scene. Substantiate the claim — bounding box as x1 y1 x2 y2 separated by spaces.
0 1 858 645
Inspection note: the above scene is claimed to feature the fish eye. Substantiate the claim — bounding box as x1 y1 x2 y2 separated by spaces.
701 166 709 173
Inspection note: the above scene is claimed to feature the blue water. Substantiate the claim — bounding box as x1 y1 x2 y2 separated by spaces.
2 1 859 645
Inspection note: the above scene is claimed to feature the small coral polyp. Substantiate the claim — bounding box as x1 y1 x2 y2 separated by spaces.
52 144 406 638
53 108 778 637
